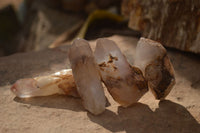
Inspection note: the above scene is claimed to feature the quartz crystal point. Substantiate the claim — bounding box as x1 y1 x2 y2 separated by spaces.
68 38 106 115
135 37 176 100
11 69 79 98
94 38 148 107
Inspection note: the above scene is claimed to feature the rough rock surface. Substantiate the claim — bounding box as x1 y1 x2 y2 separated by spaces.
19 5 83 52
0 35 200 132
121 0 200 54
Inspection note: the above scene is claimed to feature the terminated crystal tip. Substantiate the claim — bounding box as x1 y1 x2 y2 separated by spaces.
135 37 176 100
10 69 79 98
94 38 148 107
68 38 106 115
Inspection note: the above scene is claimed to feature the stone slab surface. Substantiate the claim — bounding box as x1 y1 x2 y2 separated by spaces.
0 35 200 133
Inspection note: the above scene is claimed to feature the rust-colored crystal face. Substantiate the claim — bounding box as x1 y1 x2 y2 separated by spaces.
94 38 148 107
135 38 176 99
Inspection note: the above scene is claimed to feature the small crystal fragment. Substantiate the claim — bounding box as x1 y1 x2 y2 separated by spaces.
135 37 176 99
68 38 106 115
11 69 79 98
94 38 148 107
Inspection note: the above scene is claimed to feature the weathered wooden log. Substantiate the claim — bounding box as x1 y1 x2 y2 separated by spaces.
121 0 200 54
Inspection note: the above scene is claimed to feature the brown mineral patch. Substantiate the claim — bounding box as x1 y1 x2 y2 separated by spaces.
112 65 117 71
108 54 118 63
104 76 122 90
99 62 107 71
107 54 119 71
99 67 104 71
145 55 175 99
127 66 148 92
164 55 175 79
99 55 118 72
103 76 131 106
58 79 79 97
107 60 113 63
99 62 107 67
131 65 143 75
53 74 73 80
40 74 74 89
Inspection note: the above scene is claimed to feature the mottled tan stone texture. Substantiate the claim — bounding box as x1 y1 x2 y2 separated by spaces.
122 0 200 54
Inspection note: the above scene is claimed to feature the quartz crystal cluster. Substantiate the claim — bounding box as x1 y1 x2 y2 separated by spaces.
11 37 176 115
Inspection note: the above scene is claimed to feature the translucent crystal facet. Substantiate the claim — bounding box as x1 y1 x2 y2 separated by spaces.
10 69 79 98
135 37 176 99
68 38 106 115
94 38 148 107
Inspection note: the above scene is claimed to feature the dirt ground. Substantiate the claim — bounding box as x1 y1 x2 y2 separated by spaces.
0 36 200 133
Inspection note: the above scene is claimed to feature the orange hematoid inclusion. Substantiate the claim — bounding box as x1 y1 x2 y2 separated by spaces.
11 69 79 98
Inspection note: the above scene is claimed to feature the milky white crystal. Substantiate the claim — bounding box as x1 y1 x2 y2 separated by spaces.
135 37 176 99
68 38 106 115
11 69 79 98
94 38 148 107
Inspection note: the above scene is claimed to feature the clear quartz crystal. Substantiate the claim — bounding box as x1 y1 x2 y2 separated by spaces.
68 38 106 115
10 69 79 98
135 37 176 99
94 38 148 107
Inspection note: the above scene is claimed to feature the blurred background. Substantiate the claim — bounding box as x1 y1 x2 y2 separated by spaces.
0 1 200 131
0 0 200 57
